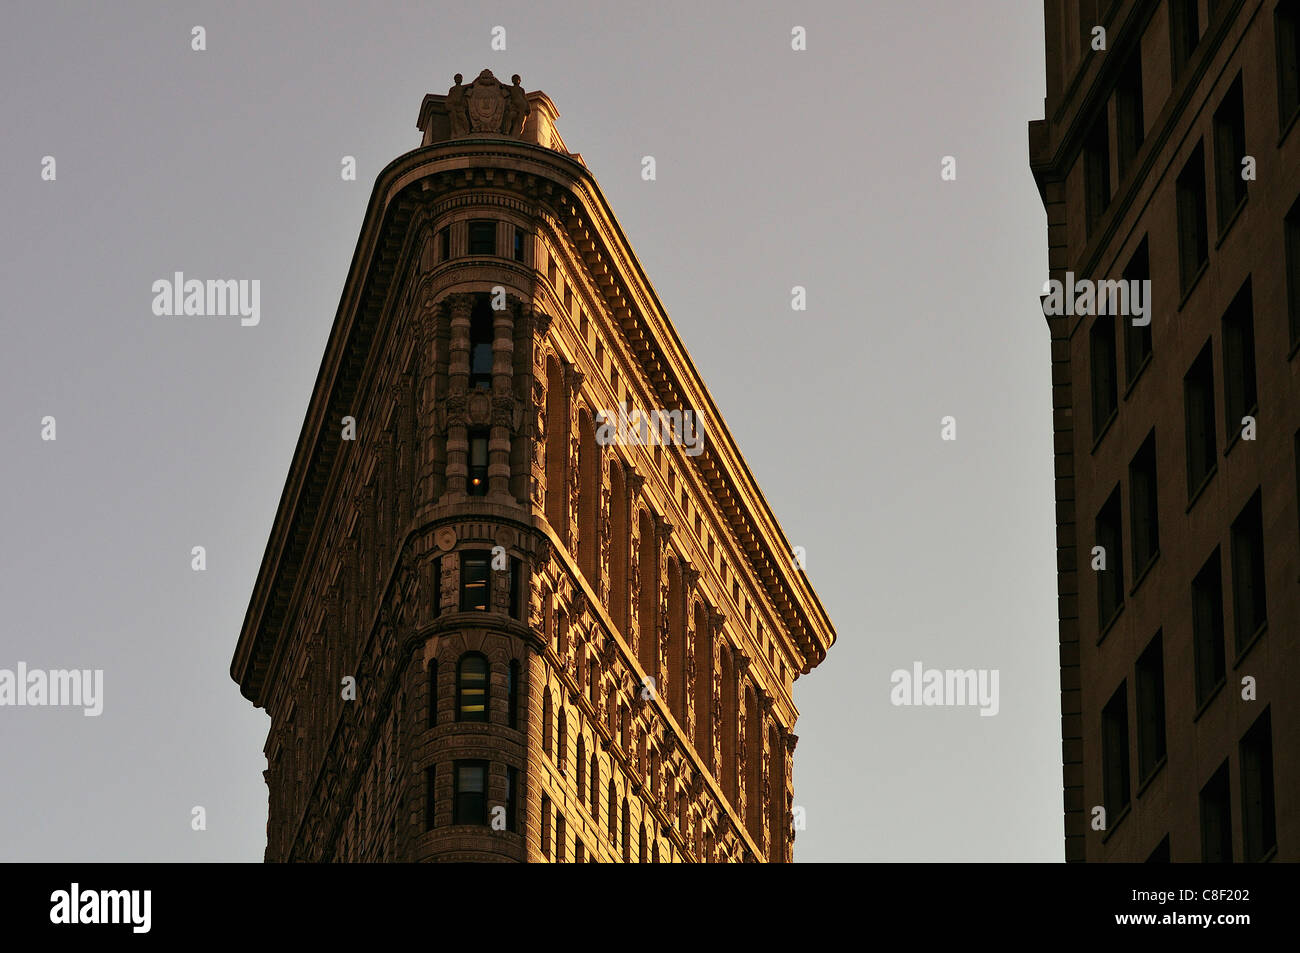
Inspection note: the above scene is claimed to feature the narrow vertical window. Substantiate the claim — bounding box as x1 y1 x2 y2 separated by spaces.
1095 485 1124 629
427 658 438 728
557 706 567 773
590 753 600 815
1084 113 1111 235
1184 340 1217 497
453 761 488 825
1199 761 1232 862
1286 196 1300 349
1116 53 1145 177
507 658 520 729
1192 549 1226 706
1122 238 1151 384
1135 632 1167 781
467 430 489 496
1176 142 1209 293
456 652 489 722
540 795 552 856
542 689 553 758
1230 489 1267 652
513 227 527 263
576 736 586 802
508 558 522 620
469 299 494 392
1101 681 1131 818
1240 708 1277 861
460 551 490 611
1221 278 1258 436
1213 75 1247 232
1276 1 1300 132
438 224 451 262
1090 315 1118 439
1128 430 1159 577
506 765 518 833
1171 0 1200 79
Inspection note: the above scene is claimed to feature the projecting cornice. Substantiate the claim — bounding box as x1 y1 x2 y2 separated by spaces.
234 117 835 706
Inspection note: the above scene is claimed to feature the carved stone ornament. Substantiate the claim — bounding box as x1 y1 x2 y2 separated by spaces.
465 69 507 133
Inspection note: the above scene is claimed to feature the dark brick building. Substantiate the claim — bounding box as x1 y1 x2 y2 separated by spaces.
1030 0 1299 860
231 70 835 862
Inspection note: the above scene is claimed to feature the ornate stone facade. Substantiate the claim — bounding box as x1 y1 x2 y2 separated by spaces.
232 75 836 863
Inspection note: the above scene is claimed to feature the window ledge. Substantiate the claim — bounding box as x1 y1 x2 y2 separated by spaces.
1193 677 1226 723
1091 408 1119 455
1233 620 1268 669
1178 259 1210 312
1096 601 1125 646
1222 401 1259 457
1136 755 1168 799
1279 105 1300 147
1186 465 1218 513
1129 551 1160 597
1215 195 1248 250
1101 803 1132 844
1122 351 1153 400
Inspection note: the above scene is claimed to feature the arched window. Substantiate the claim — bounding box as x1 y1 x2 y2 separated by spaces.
544 357 567 530
607 781 617 841
557 706 568 773
577 408 598 584
667 558 684 722
637 511 657 674
456 653 489 722
652 838 660 864
746 685 762 839
769 724 785 861
608 460 628 632
542 689 553 757
693 603 712 764
507 659 520 729
621 799 631 863
720 644 737 800
590 753 600 815
638 821 647 864
576 735 586 802
427 658 438 728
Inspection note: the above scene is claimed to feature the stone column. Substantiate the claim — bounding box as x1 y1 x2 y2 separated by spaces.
489 297 515 498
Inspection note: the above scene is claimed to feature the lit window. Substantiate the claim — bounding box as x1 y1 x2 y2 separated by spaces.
456 652 489 722
468 430 489 496
460 552 490 612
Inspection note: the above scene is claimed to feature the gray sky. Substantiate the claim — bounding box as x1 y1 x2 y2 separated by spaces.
0 0 1056 861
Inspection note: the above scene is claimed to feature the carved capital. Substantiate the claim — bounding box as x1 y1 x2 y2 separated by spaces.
783 731 798 754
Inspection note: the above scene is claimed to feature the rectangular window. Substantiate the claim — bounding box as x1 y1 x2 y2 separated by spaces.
453 761 488 825
1285 196 1300 349
555 813 566 863
433 556 442 618
1199 761 1232 862
468 220 496 255
425 766 436 831
1135 632 1167 781
540 795 552 857
1277 0 1300 131
509 558 522 620
1116 53 1145 177
1096 485 1124 628
460 551 491 611
513 228 527 262
1221 278 1258 434
1101 681 1131 818
1184 340 1217 497
1171 0 1200 80
1213 75 1247 232
1176 143 1209 292
1192 549 1226 706
1230 489 1267 652
1240 708 1277 861
1123 238 1152 383
575 840 586 863
1129 430 1160 576
1084 114 1112 234
506 765 518 833
1090 316 1118 440
468 430 489 496
439 225 451 262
